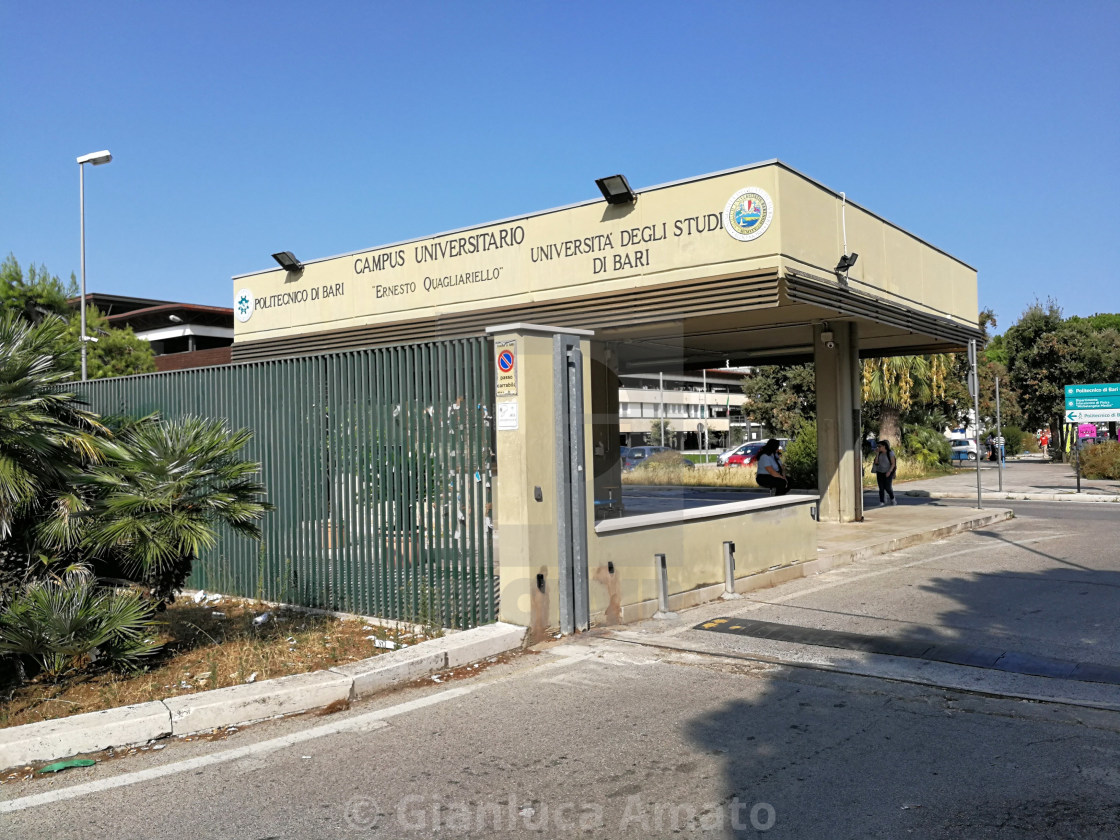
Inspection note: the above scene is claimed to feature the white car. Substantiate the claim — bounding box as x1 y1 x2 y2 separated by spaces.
949 439 977 460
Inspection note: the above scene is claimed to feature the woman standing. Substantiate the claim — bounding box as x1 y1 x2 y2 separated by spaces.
871 439 897 506
755 438 789 496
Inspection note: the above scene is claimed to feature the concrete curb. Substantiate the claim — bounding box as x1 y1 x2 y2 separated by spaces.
0 702 171 773
811 508 1014 572
905 491 1120 504
0 622 526 772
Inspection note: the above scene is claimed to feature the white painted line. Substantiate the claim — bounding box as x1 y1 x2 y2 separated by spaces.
0 687 472 813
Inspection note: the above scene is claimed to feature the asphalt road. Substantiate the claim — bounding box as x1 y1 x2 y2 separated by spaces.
4 501 1119 839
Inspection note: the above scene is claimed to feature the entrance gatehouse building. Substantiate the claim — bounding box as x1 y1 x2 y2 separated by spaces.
87 161 982 634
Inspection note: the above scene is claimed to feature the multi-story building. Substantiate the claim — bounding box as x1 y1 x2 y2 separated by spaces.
74 293 234 372
618 369 764 450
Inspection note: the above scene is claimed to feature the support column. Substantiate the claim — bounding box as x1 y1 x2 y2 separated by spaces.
485 323 593 634
814 322 861 523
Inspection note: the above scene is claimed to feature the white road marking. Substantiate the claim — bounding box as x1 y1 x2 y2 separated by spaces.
0 687 472 813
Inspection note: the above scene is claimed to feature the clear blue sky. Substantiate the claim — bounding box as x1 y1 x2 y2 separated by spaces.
2 2 1117 331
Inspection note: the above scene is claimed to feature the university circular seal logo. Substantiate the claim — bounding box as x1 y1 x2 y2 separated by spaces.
723 187 774 242
234 288 254 323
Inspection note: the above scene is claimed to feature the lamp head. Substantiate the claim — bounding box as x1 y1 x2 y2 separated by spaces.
77 150 113 165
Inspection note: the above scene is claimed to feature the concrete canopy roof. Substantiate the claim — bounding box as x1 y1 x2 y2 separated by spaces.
231 161 981 366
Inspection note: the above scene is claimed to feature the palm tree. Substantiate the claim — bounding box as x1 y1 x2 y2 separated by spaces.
80 415 273 605
862 355 951 447
0 312 105 591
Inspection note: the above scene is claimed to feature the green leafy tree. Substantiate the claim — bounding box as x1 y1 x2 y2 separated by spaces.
62 306 157 379
647 417 673 446
1004 300 1120 453
0 254 77 323
739 364 816 436
3 255 157 379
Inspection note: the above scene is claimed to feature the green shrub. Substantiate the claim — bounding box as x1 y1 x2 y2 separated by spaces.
0 569 160 679
902 425 950 466
783 421 818 489
1081 441 1120 480
1002 426 1024 455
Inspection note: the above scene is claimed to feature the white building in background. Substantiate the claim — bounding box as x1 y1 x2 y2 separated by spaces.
618 369 765 449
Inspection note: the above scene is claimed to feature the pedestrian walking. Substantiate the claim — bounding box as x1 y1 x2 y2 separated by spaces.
755 438 789 496
871 439 897 506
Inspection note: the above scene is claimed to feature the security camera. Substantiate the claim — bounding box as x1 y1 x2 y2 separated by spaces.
825 340 836 349
822 329 835 349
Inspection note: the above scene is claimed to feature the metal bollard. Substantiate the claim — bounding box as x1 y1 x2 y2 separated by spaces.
653 553 677 619
721 541 742 600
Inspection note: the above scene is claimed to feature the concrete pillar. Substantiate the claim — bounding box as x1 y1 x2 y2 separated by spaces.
485 323 593 632
814 322 861 523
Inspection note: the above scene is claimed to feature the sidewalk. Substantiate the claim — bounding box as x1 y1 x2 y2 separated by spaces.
816 500 1013 572
895 458 1120 502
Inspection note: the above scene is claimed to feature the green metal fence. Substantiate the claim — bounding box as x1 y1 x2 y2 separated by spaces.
72 338 497 628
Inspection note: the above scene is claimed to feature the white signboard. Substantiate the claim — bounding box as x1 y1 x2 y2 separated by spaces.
496 401 519 431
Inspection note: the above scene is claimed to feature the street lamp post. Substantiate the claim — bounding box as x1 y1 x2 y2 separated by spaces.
77 150 112 380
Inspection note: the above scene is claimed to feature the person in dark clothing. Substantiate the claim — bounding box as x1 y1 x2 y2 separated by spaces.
755 438 789 496
871 439 897 506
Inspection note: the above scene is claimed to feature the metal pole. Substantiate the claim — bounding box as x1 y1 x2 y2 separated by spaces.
969 339 982 509
995 376 1003 492
721 541 742 600
702 368 708 461
653 553 676 618
79 161 87 381
659 371 665 446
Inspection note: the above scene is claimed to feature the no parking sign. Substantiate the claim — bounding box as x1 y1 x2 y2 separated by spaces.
495 340 517 396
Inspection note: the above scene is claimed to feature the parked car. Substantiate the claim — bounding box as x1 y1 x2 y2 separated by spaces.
724 441 765 468
950 439 977 461
717 441 756 466
726 438 789 468
622 446 693 471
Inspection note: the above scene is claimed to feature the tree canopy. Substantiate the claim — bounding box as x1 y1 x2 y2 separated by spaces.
1004 300 1120 436
1 254 155 379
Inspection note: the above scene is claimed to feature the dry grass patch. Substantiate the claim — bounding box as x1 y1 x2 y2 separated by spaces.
622 465 761 488
0 597 433 730
623 457 953 490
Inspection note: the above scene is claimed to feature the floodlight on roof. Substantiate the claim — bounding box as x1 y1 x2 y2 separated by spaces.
595 174 637 205
271 251 303 271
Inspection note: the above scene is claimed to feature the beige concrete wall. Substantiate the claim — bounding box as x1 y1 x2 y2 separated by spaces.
586 499 818 624
234 162 977 346
492 330 562 629
775 167 977 326
234 165 786 343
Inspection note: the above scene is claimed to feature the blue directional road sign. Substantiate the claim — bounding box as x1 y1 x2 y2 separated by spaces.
1064 383 1120 423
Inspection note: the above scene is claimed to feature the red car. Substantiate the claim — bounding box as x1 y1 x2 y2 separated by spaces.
724 441 765 467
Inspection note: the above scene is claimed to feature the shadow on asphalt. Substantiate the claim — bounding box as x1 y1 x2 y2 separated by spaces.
684 525 1120 838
